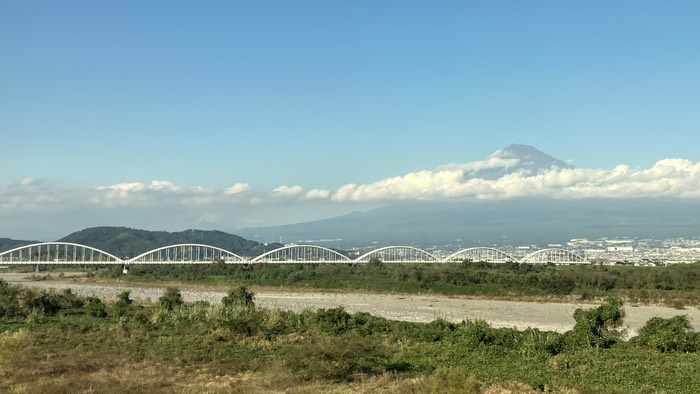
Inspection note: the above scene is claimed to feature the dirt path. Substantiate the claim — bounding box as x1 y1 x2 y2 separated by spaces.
3 273 698 337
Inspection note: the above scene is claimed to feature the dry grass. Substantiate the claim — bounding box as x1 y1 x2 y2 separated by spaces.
0 334 584 394
0 364 589 394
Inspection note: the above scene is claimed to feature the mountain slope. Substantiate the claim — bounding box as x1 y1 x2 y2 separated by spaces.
59 227 282 258
239 198 700 248
0 238 41 253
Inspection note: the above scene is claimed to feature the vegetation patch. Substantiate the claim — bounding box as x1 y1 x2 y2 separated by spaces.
1 279 700 392
91 260 700 305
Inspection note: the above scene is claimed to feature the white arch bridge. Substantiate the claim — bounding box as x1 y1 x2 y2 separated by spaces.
0 242 588 267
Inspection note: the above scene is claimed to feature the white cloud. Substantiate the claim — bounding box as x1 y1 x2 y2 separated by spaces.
0 179 366 239
97 182 145 194
20 177 39 186
305 189 331 199
272 185 304 197
5 157 700 239
147 180 182 192
332 170 465 201
224 183 251 195
331 159 700 202
438 156 520 174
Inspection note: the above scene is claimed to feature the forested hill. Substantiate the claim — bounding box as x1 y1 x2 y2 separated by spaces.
58 227 282 259
0 238 41 253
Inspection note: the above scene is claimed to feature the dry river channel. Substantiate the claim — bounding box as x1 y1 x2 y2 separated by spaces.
3 273 699 338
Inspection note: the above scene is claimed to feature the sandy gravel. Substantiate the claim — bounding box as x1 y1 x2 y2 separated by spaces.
3 272 699 338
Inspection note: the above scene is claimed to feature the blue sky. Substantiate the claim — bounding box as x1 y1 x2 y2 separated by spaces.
2 1 700 239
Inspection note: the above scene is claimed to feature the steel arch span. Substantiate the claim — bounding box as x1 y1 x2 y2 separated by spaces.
355 246 440 264
445 247 516 264
0 242 123 265
250 244 351 263
128 244 246 264
520 248 587 265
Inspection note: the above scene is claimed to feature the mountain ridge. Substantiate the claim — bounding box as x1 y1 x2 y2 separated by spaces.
57 227 283 258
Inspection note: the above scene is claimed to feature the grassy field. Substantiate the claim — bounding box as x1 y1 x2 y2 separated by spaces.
2 281 700 393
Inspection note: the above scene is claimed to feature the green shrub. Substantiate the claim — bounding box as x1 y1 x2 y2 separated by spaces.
158 287 183 310
86 297 108 318
632 315 700 352
221 286 255 308
352 312 390 336
518 328 565 357
114 290 133 316
57 289 84 309
313 307 353 335
116 290 133 306
22 290 62 316
565 296 625 350
414 318 456 342
0 279 22 319
456 319 495 349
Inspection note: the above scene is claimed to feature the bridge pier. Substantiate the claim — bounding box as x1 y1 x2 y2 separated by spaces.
34 264 41 273
122 264 129 275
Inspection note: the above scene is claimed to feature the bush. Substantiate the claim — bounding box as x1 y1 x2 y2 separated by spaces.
352 312 390 336
0 279 22 319
116 290 133 306
221 286 255 308
565 296 625 350
158 287 184 310
22 289 72 316
57 289 84 309
86 297 108 318
456 319 494 349
114 290 133 316
414 318 456 342
632 315 700 352
314 307 353 335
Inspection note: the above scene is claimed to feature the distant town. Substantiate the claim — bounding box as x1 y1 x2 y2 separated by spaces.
340 237 700 266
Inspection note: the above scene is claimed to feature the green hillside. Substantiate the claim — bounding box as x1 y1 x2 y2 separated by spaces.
58 227 282 259
0 238 40 253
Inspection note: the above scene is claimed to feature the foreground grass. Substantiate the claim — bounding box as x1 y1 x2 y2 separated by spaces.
1 282 700 393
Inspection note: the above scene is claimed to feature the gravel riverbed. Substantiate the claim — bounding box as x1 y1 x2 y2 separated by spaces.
3 273 698 338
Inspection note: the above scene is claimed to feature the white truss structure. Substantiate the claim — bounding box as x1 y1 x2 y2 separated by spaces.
0 242 590 266
355 246 441 264
0 242 123 265
128 243 246 265
520 248 587 264
250 244 351 263
445 247 516 263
